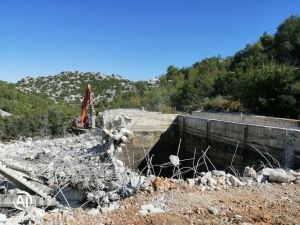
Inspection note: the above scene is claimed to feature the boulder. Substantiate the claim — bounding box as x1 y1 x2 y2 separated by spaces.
169 155 180 166
243 167 257 178
228 175 244 187
269 170 296 183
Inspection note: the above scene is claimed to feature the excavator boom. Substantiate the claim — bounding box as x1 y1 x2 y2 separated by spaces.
70 84 95 132
80 84 93 127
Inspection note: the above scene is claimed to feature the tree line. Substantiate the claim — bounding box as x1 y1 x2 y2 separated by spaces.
105 15 300 119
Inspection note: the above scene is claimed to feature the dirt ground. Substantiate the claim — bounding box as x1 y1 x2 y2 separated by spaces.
42 181 300 225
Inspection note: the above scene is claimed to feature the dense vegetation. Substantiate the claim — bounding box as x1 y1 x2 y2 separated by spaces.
105 16 300 118
0 15 299 140
0 81 77 140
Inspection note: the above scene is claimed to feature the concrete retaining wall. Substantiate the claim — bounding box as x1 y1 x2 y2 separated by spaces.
102 109 179 174
102 109 300 176
192 112 300 129
179 115 300 169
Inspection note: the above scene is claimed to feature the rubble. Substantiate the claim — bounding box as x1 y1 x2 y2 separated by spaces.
243 167 257 178
0 116 299 224
208 206 220 215
139 203 166 216
0 214 6 223
0 124 143 223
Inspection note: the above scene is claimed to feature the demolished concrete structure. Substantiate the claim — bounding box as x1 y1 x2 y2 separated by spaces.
0 127 144 211
0 109 300 224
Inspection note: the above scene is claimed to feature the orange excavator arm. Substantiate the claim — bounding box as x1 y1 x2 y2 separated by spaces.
80 84 93 127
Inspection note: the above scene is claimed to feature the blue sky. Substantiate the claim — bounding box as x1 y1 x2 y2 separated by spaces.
0 0 299 83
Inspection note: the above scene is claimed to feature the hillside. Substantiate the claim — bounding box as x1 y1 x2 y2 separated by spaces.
0 80 77 140
16 71 136 104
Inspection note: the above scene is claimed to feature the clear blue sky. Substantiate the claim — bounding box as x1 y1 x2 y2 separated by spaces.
0 0 299 83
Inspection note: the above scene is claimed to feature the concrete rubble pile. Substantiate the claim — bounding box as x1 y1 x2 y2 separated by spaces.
182 167 299 191
137 166 300 195
0 124 145 218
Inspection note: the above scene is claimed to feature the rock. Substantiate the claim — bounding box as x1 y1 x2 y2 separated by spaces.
0 109 12 117
87 208 99 215
139 203 166 216
109 192 121 201
208 206 220 215
212 170 226 176
234 214 243 220
5 211 26 225
187 178 195 186
243 167 257 178
101 203 121 213
0 214 6 223
43 213 53 222
269 170 296 183
152 177 173 192
200 186 206 191
141 175 156 190
169 155 180 166
228 175 244 187
130 175 144 189
201 172 212 185
207 176 217 188
26 207 45 224
260 168 276 176
291 170 300 177
244 177 254 186
256 174 267 183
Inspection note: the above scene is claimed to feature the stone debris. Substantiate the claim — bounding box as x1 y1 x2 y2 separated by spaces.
139 194 170 216
25 207 45 224
0 116 299 224
208 206 220 215
0 125 143 223
0 214 6 223
169 155 180 166
268 169 296 183
228 175 245 187
139 203 166 216
243 167 257 178
0 109 11 118
175 167 299 192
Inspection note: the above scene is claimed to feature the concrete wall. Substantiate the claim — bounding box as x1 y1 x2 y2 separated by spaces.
179 115 300 170
102 108 178 132
192 112 300 129
102 109 179 175
102 109 300 177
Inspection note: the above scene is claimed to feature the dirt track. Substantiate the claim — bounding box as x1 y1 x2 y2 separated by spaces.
43 181 300 225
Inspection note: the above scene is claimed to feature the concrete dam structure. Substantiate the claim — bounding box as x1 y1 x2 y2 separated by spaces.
103 109 300 176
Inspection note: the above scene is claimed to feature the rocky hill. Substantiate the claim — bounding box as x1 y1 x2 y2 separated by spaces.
16 71 136 104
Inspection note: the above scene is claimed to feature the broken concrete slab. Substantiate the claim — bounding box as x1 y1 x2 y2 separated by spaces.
208 206 220 215
228 175 244 187
139 203 166 216
268 170 296 183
